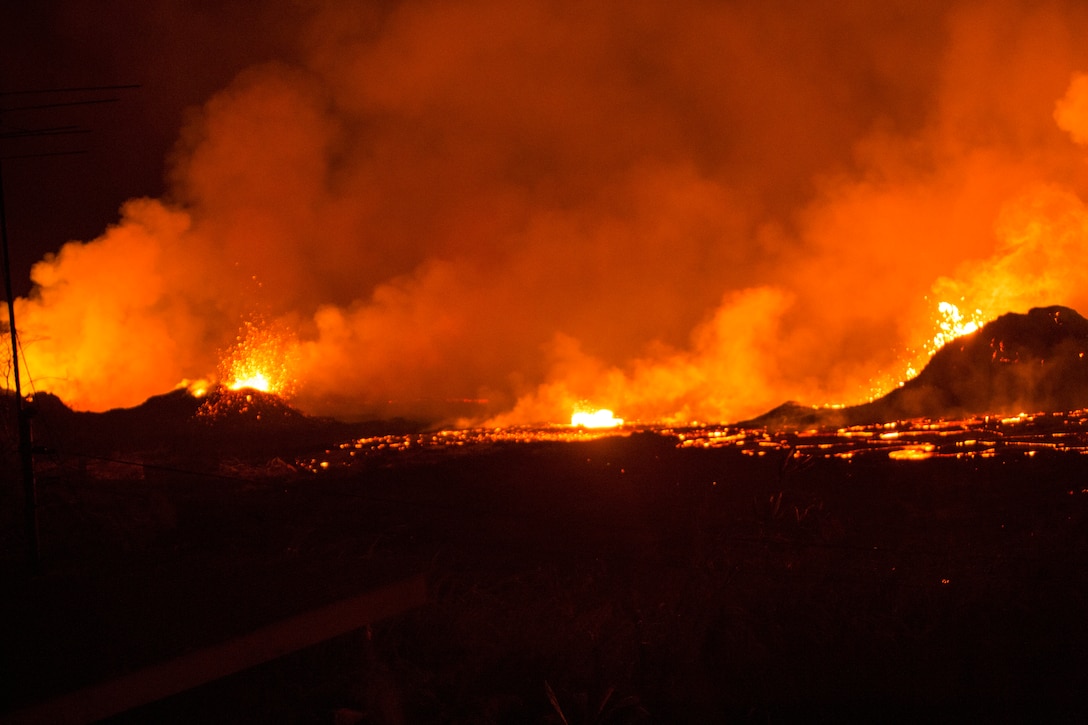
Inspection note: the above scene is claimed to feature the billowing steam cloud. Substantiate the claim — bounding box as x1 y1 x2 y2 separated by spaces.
8 0 1088 424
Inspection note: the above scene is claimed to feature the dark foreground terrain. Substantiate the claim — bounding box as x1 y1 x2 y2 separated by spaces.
3 406 1088 722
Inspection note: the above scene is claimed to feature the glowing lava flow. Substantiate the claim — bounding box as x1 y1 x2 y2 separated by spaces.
571 409 624 428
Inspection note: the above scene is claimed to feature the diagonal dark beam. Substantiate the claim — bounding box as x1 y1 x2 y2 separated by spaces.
4 573 428 725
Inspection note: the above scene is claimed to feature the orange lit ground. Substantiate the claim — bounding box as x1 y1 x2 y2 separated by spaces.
302 409 1088 473
3 404 1088 722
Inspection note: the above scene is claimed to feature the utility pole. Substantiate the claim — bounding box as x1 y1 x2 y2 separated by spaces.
0 155 39 571
0 84 139 572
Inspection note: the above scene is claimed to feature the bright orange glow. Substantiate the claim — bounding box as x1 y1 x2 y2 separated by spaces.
229 372 271 393
179 378 211 398
571 408 624 428
888 444 937 461
219 318 299 397
866 301 993 402
11 7 1088 425
928 301 986 353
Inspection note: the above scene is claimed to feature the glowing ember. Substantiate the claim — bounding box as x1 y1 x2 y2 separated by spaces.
219 318 299 397
571 409 624 428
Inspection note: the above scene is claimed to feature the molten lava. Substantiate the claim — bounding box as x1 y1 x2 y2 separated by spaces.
218 318 299 397
571 409 624 428
229 372 272 393
929 301 987 353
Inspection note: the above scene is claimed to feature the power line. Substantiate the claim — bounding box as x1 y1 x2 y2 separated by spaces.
0 83 140 97
0 81 140 573
0 126 89 139
1 150 88 162
0 97 122 114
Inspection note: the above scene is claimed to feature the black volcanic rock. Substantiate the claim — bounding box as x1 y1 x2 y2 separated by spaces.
741 400 831 430
867 305 1088 421
746 306 1088 430
2 386 425 466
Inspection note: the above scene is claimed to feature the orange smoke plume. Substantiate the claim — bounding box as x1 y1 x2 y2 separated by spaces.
6 1 1088 426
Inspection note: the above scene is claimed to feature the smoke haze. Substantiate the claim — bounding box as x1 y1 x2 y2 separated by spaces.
9 0 1088 424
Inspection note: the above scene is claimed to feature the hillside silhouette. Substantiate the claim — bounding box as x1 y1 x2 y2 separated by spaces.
749 306 1088 429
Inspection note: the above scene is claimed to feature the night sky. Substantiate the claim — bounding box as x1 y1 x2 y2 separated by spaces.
4 1 1088 424
1 1 304 295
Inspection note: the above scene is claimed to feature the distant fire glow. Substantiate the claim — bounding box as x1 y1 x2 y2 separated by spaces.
572 409 624 428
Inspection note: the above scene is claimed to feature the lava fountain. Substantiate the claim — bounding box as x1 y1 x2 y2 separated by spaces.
186 317 300 410
220 318 298 396
571 408 624 429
